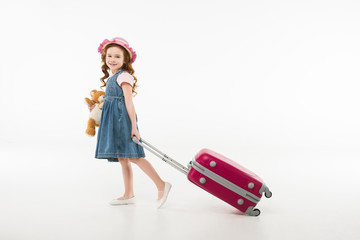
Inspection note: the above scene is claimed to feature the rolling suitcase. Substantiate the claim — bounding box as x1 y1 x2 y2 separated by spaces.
132 137 272 216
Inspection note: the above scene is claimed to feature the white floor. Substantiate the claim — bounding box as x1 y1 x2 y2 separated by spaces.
1 141 359 240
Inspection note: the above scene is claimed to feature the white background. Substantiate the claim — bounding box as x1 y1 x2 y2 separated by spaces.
0 0 359 239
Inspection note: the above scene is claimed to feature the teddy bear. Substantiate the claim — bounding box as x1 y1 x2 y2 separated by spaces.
85 89 105 136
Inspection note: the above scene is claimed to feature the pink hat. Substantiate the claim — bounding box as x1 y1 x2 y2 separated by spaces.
98 37 137 63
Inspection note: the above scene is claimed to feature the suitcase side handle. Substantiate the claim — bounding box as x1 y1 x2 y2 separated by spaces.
132 136 189 175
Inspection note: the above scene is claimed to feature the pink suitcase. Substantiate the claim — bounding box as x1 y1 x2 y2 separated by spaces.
132 137 272 216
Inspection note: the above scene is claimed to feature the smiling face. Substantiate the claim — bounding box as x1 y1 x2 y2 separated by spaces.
106 46 125 74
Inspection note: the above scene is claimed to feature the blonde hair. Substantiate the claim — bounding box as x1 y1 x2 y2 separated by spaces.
100 43 138 96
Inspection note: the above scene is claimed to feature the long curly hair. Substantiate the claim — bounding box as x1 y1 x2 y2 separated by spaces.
100 43 138 96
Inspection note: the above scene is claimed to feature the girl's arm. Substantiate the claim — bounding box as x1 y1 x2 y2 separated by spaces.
122 83 139 138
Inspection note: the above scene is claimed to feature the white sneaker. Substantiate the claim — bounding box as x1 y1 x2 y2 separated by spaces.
158 182 172 208
109 196 136 205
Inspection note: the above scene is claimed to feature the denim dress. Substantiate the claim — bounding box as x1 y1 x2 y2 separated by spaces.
95 70 145 162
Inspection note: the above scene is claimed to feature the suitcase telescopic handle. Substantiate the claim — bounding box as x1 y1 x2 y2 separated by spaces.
132 136 190 175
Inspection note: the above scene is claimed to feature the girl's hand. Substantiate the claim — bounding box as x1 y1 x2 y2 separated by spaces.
131 127 140 141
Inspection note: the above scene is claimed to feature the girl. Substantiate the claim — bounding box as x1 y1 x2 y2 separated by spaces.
95 37 171 208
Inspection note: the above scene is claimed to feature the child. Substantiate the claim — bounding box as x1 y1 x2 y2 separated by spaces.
95 37 171 208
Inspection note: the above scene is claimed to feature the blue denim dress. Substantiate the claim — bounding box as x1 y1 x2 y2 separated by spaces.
95 70 145 162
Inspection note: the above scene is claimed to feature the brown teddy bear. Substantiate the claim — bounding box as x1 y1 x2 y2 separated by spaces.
85 89 105 136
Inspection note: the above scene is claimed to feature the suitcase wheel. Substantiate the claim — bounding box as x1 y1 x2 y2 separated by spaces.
265 191 272 198
250 208 261 217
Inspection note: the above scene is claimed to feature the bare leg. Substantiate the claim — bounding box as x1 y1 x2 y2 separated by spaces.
117 158 135 200
129 158 165 200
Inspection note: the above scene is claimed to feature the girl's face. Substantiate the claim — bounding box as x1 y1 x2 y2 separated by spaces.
106 46 125 74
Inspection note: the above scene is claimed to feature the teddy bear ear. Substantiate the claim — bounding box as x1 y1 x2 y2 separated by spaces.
90 90 97 96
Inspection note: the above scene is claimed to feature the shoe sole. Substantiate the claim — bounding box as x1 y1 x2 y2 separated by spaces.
109 202 135 205
109 197 136 205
